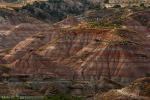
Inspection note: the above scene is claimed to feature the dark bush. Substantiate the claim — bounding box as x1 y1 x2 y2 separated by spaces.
113 5 121 8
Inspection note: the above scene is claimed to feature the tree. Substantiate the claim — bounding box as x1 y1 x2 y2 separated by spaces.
104 0 109 4
140 3 145 8
145 73 150 77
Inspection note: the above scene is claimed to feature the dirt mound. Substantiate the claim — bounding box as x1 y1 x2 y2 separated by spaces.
94 77 150 100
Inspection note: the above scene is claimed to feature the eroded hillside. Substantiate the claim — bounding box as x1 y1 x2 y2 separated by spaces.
0 3 149 98
0 9 149 82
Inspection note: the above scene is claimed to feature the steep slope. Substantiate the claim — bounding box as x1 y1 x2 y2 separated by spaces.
124 10 150 45
1 8 150 82
8 27 150 81
10 52 74 79
3 16 81 62
0 8 56 76
39 28 150 81
3 16 81 78
0 8 51 54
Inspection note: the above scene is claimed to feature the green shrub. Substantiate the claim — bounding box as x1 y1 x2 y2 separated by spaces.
48 0 63 3
113 5 121 8
118 40 131 45
140 3 145 8
88 21 121 28
110 40 132 46
147 24 150 28
104 0 109 4
145 73 150 77
114 30 127 36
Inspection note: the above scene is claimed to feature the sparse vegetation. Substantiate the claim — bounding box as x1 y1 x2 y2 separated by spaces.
88 21 122 28
17 1 82 23
44 94 84 100
109 40 133 46
87 10 125 29
16 0 105 23
0 95 84 100
114 29 127 36
118 40 131 45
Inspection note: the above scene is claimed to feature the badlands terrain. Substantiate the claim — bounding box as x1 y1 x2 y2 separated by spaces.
0 0 149 99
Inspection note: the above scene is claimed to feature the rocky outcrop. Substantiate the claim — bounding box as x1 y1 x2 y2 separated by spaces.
94 77 150 100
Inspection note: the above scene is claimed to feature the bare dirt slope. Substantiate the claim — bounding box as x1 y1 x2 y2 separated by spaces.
0 8 150 82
